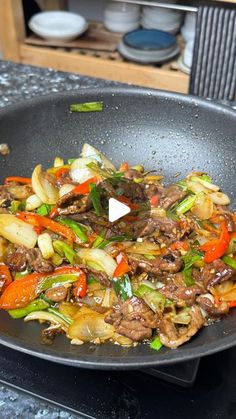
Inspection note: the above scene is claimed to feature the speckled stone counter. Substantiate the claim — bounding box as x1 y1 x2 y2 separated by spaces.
0 59 125 419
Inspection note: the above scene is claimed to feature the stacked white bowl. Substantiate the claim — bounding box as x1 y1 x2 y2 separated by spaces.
181 12 197 42
141 5 183 34
104 2 141 33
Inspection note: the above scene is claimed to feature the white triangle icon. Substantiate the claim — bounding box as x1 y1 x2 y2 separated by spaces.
108 197 131 222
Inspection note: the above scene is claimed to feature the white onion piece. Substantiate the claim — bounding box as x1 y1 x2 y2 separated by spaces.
81 143 116 170
25 194 42 211
77 248 117 277
32 164 58 204
125 241 160 255
24 311 68 331
113 333 133 346
67 312 114 341
192 178 219 192
187 181 209 195
38 233 54 259
70 157 97 183
59 184 75 197
210 192 230 205
0 214 37 249
141 280 156 290
54 157 64 167
191 193 213 220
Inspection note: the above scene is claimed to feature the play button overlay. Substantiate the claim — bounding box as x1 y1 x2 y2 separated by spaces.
108 197 131 222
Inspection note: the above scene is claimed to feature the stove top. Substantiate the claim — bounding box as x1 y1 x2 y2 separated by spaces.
0 345 235 418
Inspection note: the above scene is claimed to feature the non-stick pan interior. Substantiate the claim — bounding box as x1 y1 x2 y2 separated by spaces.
0 88 235 368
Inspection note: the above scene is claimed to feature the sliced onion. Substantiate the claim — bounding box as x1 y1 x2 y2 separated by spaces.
8 185 32 200
70 157 97 183
81 143 116 170
190 177 219 192
113 332 133 346
101 288 112 308
210 192 230 205
59 184 75 197
54 157 64 167
25 194 43 211
32 164 58 204
37 233 54 259
77 248 117 277
59 302 81 319
0 214 37 249
125 241 161 255
191 193 214 220
24 310 68 331
0 237 8 261
67 312 114 341
187 181 209 195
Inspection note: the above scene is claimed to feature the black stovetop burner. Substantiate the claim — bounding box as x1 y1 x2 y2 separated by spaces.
0 345 236 418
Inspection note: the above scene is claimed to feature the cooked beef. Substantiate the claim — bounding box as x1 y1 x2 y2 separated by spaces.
159 283 204 305
124 169 143 180
115 180 145 202
105 296 159 341
7 184 32 200
76 264 110 287
41 325 64 345
5 245 54 273
0 186 12 206
58 192 89 215
26 249 54 273
159 185 186 209
222 212 236 232
56 171 74 187
128 251 182 276
140 216 179 237
45 286 68 302
159 305 204 349
199 259 235 290
196 295 229 317
145 183 163 200
70 212 109 227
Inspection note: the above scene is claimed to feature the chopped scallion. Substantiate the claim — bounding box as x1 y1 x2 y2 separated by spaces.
70 102 104 113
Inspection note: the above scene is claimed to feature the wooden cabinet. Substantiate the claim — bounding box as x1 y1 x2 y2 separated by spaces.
0 0 235 93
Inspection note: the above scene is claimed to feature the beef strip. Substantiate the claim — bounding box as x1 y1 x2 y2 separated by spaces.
199 259 235 290
196 295 229 317
139 217 179 238
58 192 89 215
5 245 54 273
41 325 64 345
128 251 182 276
124 169 143 180
159 305 204 349
105 296 159 341
45 286 68 302
7 184 33 200
70 212 109 227
115 181 145 202
159 185 186 209
76 264 110 287
0 186 12 206
159 283 204 305
56 171 74 187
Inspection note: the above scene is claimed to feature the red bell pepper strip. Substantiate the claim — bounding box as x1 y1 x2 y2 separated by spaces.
170 241 190 251
119 162 129 172
16 212 76 242
150 194 159 207
0 263 12 291
113 253 131 278
4 176 32 185
200 221 230 263
72 177 98 195
117 195 140 211
229 301 236 308
55 168 69 178
0 266 86 310
73 271 87 298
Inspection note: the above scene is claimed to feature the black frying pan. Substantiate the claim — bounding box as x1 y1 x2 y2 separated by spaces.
0 88 235 369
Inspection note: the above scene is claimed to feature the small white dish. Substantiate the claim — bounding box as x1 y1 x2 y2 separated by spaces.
104 19 140 33
118 40 179 64
28 11 88 42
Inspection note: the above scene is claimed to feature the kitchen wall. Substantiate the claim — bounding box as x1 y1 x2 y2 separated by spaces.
69 0 107 21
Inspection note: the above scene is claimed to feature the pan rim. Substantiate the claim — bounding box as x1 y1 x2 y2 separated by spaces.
0 87 235 369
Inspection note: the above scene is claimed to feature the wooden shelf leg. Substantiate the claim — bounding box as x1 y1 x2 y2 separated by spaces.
0 0 25 62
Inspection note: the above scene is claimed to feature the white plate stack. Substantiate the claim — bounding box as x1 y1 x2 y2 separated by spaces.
141 5 183 34
104 2 141 33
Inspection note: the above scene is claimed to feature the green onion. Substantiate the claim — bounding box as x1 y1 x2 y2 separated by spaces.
14 270 29 280
53 240 78 264
87 162 123 180
92 230 106 248
89 183 103 216
113 274 133 301
9 200 25 214
57 218 87 242
191 175 212 183
166 209 180 222
67 158 76 164
95 234 130 249
226 237 236 255
175 195 197 215
176 180 188 191
8 299 49 319
183 268 195 287
70 101 104 113
37 203 53 216
48 307 73 325
182 249 203 286
143 290 166 313
150 336 162 351
87 276 99 285
144 254 156 260
134 284 154 298
39 274 79 293
222 255 236 270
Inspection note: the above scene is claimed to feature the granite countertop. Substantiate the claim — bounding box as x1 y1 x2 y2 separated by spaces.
0 59 126 419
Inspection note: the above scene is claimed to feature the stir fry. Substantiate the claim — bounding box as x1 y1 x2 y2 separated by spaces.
0 143 235 350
